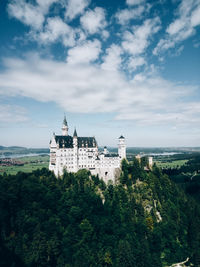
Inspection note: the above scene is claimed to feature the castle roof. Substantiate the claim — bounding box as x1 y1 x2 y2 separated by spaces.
55 135 97 148
63 115 68 126
73 128 77 137
55 136 73 148
105 153 119 158
78 137 97 148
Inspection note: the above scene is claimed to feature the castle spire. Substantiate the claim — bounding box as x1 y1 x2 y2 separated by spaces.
62 115 68 136
73 128 77 138
63 114 68 126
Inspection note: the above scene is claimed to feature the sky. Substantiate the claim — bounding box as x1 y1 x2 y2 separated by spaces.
0 0 200 148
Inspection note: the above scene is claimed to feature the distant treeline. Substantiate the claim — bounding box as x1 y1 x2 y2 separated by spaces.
0 160 200 266
0 146 49 156
157 152 200 161
162 155 200 202
1 145 200 156
102 147 200 155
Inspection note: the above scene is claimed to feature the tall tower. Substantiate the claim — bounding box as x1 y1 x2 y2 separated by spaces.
118 135 126 159
49 132 57 172
62 115 68 136
73 128 78 172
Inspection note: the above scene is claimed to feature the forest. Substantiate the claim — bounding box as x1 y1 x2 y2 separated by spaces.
0 159 200 267
162 154 200 202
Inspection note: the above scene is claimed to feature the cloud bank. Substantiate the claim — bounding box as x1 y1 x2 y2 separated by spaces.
154 0 200 55
0 53 199 128
3 0 200 134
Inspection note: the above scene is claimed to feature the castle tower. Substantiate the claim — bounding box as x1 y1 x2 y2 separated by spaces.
62 115 68 136
73 128 78 172
118 135 126 159
103 146 108 155
49 133 57 173
148 157 153 169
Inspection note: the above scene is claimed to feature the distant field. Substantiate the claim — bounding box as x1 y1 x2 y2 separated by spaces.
0 155 49 175
0 152 193 175
155 159 188 168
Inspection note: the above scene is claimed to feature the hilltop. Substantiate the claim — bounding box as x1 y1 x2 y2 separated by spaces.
0 159 200 267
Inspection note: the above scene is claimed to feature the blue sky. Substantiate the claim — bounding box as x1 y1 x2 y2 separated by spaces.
0 0 200 148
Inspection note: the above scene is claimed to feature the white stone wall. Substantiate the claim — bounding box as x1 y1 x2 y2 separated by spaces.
118 138 126 159
91 167 120 183
148 156 153 168
49 134 126 183
92 154 121 183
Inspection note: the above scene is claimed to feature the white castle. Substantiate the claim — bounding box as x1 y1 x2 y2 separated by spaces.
49 116 126 183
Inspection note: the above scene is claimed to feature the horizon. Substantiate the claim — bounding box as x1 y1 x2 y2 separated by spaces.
0 0 200 147
1 144 200 150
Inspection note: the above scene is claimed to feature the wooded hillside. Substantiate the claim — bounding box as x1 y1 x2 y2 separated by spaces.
0 160 200 266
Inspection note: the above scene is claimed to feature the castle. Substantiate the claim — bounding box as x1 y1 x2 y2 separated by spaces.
49 116 126 183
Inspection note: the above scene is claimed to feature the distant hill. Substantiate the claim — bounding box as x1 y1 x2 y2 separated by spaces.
1 145 200 157
0 146 49 156
0 146 26 150
0 161 200 266
101 146 200 154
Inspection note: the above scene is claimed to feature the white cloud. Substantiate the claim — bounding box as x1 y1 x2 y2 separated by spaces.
126 0 145 6
37 17 76 47
8 0 58 30
102 30 110 40
7 0 88 47
65 0 90 21
101 44 122 71
80 7 107 35
0 53 199 128
122 17 161 55
153 0 200 55
67 40 101 64
36 0 58 12
0 104 28 123
191 5 200 27
167 18 186 35
8 0 79 47
8 0 45 30
128 56 146 70
115 5 145 25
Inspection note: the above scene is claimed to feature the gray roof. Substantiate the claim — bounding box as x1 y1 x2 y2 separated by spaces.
105 153 119 158
78 137 97 148
55 136 73 148
63 115 68 126
73 128 77 137
54 135 97 148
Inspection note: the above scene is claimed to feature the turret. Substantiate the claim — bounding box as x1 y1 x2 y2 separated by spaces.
148 157 153 169
73 128 77 138
73 128 78 146
103 146 108 155
73 128 78 172
62 115 68 136
49 132 57 171
49 132 58 150
118 135 126 159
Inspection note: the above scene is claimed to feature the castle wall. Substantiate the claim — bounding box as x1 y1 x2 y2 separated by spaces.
49 119 126 183
90 167 120 184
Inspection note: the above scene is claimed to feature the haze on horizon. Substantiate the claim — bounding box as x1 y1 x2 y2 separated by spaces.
0 0 200 148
